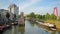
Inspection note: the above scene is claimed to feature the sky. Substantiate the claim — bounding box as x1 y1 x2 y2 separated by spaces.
0 0 60 16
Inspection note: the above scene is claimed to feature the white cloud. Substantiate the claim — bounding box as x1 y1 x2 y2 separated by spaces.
51 1 60 16
58 6 60 16
0 3 6 9
51 1 60 5
34 7 53 15
22 7 53 15
19 0 42 11
30 0 39 3
7 0 14 3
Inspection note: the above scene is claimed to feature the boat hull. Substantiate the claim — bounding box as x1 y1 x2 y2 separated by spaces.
18 18 25 26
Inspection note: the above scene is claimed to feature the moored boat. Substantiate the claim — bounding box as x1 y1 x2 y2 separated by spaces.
18 18 25 26
18 12 25 26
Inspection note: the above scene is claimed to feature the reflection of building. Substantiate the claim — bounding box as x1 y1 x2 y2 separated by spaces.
18 26 25 34
9 4 19 18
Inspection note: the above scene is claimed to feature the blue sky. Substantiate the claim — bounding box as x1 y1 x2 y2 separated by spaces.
0 0 60 15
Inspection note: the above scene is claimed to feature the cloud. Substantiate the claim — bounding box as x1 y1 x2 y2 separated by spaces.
19 0 60 16
30 0 39 3
34 7 53 15
0 3 5 9
7 0 14 3
22 7 53 15
0 0 14 8
58 6 60 16
51 1 60 6
50 1 60 16
19 0 42 11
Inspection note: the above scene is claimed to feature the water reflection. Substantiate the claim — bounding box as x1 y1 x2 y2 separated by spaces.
0 31 3 34
2 20 60 34
51 31 56 34
35 22 58 34
18 25 25 34
30 22 35 27
11 26 18 34
58 31 60 34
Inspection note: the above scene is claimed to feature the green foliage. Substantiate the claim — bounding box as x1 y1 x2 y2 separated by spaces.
45 13 50 20
50 13 57 20
28 12 36 18
58 17 60 21
45 13 57 20
36 15 45 19
42 15 45 19
26 12 57 20
36 14 41 19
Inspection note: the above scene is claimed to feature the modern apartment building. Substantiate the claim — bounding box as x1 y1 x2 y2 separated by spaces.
0 9 9 18
9 4 19 19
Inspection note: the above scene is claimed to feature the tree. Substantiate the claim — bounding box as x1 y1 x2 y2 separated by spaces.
42 15 45 19
36 14 40 20
6 12 10 19
58 17 60 21
26 15 30 17
45 13 50 20
50 13 57 20
29 12 36 18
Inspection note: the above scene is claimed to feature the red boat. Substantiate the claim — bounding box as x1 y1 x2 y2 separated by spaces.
0 25 6 31
0 18 6 31
18 12 25 25
0 19 11 31
18 18 25 25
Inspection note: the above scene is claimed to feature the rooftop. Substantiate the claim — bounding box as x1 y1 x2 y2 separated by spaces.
9 4 17 8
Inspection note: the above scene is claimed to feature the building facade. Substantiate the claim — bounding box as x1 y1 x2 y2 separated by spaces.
9 4 19 19
0 9 9 18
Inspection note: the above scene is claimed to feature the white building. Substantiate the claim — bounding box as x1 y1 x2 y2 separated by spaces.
9 4 19 19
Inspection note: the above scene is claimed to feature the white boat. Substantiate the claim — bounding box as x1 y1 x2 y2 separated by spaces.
50 28 56 31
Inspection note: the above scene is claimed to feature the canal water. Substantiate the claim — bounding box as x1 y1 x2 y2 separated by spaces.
2 20 60 34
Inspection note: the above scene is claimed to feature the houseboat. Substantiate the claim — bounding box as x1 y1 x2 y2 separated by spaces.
18 12 25 26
